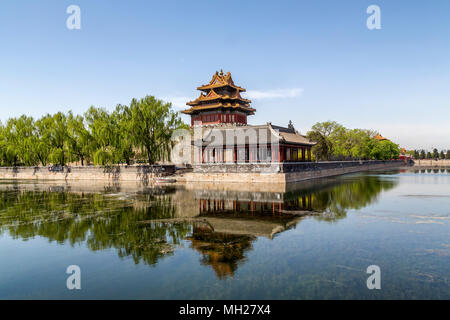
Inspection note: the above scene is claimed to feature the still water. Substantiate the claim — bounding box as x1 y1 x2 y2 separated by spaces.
0 169 449 299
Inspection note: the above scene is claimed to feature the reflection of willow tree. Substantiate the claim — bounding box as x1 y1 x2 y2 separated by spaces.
187 224 254 279
282 175 397 221
0 190 191 265
310 176 397 221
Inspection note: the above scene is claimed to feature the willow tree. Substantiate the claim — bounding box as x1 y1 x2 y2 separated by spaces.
0 121 17 166
44 112 70 166
67 112 93 166
84 106 116 165
35 115 53 166
129 96 185 164
112 104 135 165
4 116 37 166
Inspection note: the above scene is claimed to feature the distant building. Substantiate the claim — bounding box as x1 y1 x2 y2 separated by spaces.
182 71 315 164
374 134 388 141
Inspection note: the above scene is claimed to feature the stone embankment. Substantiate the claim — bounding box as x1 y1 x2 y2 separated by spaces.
0 160 406 185
180 160 406 184
413 159 450 167
0 165 175 183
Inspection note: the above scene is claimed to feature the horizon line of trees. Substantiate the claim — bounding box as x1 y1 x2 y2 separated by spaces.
0 95 187 167
408 149 450 160
306 121 400 161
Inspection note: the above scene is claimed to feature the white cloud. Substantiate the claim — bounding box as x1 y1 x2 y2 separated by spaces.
161 88 303 110
160 96 192 111
246 88 303 99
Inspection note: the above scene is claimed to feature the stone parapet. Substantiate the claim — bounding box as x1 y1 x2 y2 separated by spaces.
184 160 405 184
0 165 175 183
413 159 450 167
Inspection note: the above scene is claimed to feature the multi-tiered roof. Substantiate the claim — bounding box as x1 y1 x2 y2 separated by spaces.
182 70 255 116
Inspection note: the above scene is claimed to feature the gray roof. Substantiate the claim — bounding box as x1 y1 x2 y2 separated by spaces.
192 123 315 147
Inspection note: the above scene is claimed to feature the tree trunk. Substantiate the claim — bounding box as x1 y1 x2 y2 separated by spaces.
146 145 153 165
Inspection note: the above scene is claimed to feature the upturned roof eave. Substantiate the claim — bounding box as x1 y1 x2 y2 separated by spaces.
197 84 246 92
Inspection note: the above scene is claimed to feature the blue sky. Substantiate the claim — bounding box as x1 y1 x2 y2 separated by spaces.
0 0 449 150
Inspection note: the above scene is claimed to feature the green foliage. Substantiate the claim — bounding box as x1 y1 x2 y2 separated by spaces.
416 149 449 161
307 121 400 161
0 121 18 166
129 96 187 164
48 112 70 165
0 95 188 167
85 106 116 154
420 150 426 159
93 149 113 166
306 121 341 161
413 150 420 159
432 148 439 159
34 116 52 166
369 140 400 160
4 116 38 166
111 104 135 165
67 112 94 166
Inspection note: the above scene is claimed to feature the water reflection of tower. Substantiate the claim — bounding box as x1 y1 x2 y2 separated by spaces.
189 192 313 279
187 223 254 279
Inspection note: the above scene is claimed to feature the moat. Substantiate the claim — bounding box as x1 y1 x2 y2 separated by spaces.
0 168 449 299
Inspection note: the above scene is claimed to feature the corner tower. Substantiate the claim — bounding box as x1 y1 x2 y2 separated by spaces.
182 70 255 126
